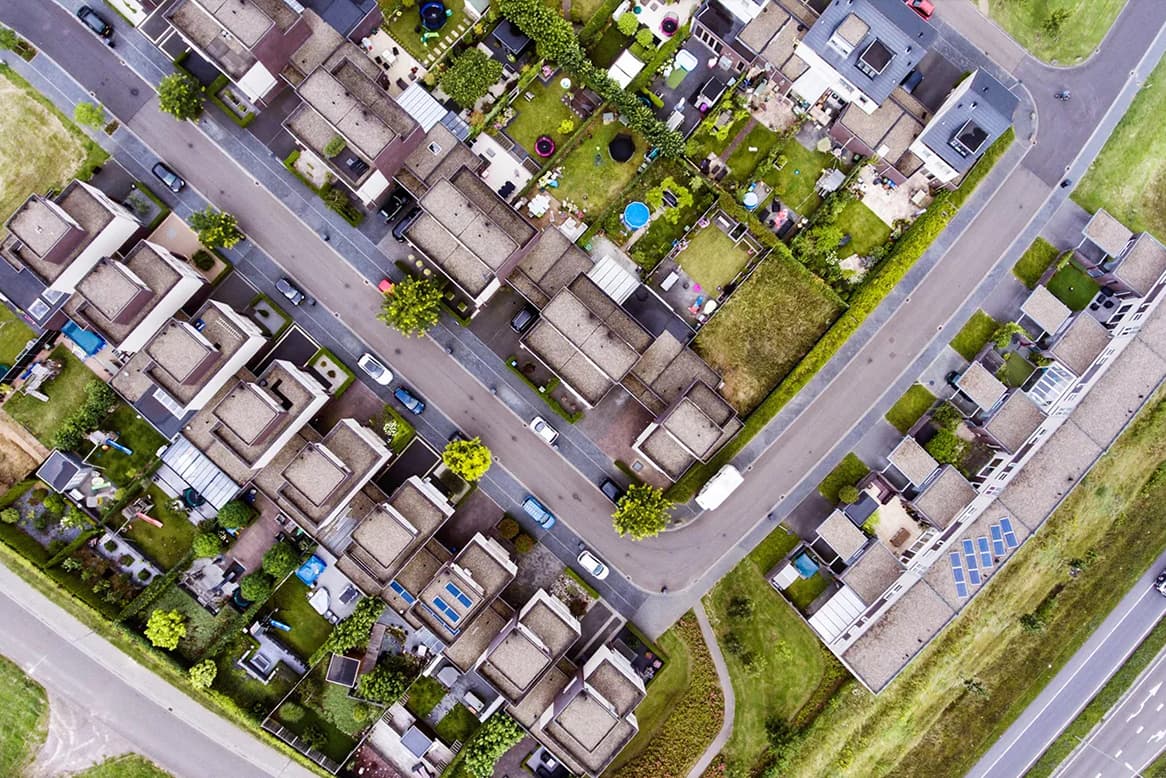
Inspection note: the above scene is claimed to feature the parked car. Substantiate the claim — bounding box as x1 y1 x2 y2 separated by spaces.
392 207 422 242
345 156 370 176
151 162 185 193
599 478 624 504
1156 569 1166 596
577 549 610 580
77 5 114 41
510 305 538 333
378 188 412 223
394 386 425 415
275 277 306 305
530 416 559 445
522 496 556 529
357 353 393 385
904 0 934 20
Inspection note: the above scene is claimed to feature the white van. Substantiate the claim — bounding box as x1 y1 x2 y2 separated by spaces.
695 465 744 511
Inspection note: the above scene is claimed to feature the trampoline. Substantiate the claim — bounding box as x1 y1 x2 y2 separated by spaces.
295 555 326 586
660 15 679 35
622 201 650 230
534 135 556 157
608 133 635 162
419 0 449 31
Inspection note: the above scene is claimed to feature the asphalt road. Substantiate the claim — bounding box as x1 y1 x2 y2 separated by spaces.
0 565 312 778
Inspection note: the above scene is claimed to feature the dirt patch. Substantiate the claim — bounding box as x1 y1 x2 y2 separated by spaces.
0 412 46 491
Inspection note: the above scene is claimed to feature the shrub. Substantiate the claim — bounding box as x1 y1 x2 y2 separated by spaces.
192 531 223 558
189 658 217 689
192 250 216 271
323 136 345 158
43 492 67 515
558 118 575 135
119 554 134 566
216 500 255 530
0 508 19 524
513 533 535 554
262 542 300 580
51 380 117 451
104 540 118 552
496 516 520 540
137 569 151 581
635 27 655 48
280 701 306 725
356 655 416 704
615 11 638 35
727 596 753 619
238 571 273 602
838 485 860 504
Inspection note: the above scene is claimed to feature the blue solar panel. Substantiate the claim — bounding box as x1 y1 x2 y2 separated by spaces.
445 583 460 597
968 567 982 586
952 565 965 583
1001 517 1019 548
955 580 970 598
389 580 415 604
446 609 460 623
434 596 449 611
990 525 1006 557
963 539 979 573
977 537 992 568
950 552 967 596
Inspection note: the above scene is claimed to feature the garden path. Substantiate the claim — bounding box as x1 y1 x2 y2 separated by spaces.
719 118 757 164
687 603 735 778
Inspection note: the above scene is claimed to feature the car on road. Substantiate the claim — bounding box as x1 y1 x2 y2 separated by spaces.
394 386 425 415
275 277 306 305
599 478 624 504
150 162 185 193
510 305 538 333
522 496 556 529
77 5 114 41
392 207 422 242
577 549 610 580
1156 569 1166 595
904 0 934 20
530 416 559 445
357 353 392 385
378 188 412 223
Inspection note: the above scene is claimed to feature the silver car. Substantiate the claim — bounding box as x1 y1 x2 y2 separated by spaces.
530 416 559 445
357 353 393 385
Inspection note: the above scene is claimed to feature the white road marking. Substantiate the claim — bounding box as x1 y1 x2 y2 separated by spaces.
1125 682 1161 721
1149 729 1166 744
1158 703 1165 712
1137 726 1145 734
1116 749 1123 757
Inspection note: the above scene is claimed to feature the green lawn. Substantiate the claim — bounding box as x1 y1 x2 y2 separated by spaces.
123 483 198 570
1013 238 1061 288
694 252 845 412
4 346 95 446
0 653 48 777
763 139 836 213
503 78 575 157
144 585 234 662
987 0 1126 63
0 304 35 366
1046 262 1100 310
382 0 467 65
88 404 165 485
588 24 629 67
703 527 847 775
555 119 646 219
836 200 892 258
817 453 869 503
214 634 299 716
686 112 751 163
998 352 1036 388
1075 54 1166 235
73 754 172 778
265 577 333 660
785 571 830 612
406 675 446 719
434 703 480 744
676 226 753 291
886 384 937 434
725 123 782 185
950 310 999 361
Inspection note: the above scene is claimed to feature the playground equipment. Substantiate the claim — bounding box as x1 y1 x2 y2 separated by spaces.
269 619 291 632
103 437 133 455
135 512 163 528
534 135 556 157
419 0 450 31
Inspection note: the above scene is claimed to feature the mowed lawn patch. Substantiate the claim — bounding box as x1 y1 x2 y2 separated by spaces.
0 653 48 777
695 253 845 412
704 527 848 775
885 384 937 434
949 309 998 361
264 577 334 660
763 139 836 213
676 225 754 291
780 389 1166 778
88 404 166 485
502 77 575 157
725 122 781 185
1047 261 1101 310
987 0 1125 63
4 346 95 447
0 68 104 232
554 120 645 219
1075 54 1166 235
817 452 869 502
124 483 199 570
1013 237 1061 288
836 199 892 258
0 304 35 365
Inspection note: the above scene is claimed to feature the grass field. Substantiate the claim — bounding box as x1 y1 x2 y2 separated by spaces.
817 452 869 503
264 577 333 660
1075 54 1166 235
885 384 936 434
676 225 753 291
1013 238 1061 288
763 139 836 213
725 122 781 185
704 527 848 775
1047 262 1100 310
836 199 892 258
588 24 630 67
88 405 166 485
74 754 172 777
987 0 1125 63
0 67 106 236
503 78 575 158
779 388 1166 778
145 585 234 662
123 483 198 570
0 653 48 776
434 703 479 744
0 304 35 366
694 253 845 412
555 120 645 220
998 352 1035 388
406 675 446 718
4 346 95 446
950 309 999 361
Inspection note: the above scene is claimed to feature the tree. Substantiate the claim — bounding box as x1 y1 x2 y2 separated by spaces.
216 500 255 530
727 596 753 619
462 712 524 778
557 118 575 135
189 659 218 689
189 207 243 249
440 49 503 109
991 321 1029 350
0 508 19 524
323 136 346 158
616 11 639 36
312 596 385 664
837 485 860 504
43 492 67 516
73 101 106 129
635 27 656 48
378 275 444 337
145 608 187 650
442 437 493 481
192 531 223 558
924 427 967 467
646 177 693 224
262 542 300 580
356 656 414 704
612 483 672 540
158 72 204 121
238 571 273 603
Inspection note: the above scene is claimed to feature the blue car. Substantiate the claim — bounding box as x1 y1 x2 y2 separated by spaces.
522 496 556 529
394 386 425 415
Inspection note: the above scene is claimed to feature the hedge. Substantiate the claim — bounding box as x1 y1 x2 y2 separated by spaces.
579 0 624 44
207 74 256 128
44 528 101 568
667 129 1014 501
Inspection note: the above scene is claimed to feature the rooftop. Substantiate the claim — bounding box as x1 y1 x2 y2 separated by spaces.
982 390 1045 454
886 436 938 486
1020 285 1071 335
480 590 580 701
915 70 1017 175
835 100 923 165
910 466 975 529
1083 208 1134 258
402 125 480 186
956 361 1007 412
1 182 121 284
168 0 257 79
626 331 722 414
1050 314 1111 376
508 227 594 308
738 2 791 54
196 0 298 44
414 533 516 640
511 662 571 728
1113 232 1166 296
840 540 903 603
818 510 870 563
444 599 513 672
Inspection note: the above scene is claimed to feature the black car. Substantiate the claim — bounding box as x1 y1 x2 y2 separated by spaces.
275 277 306 305
392 207 422 242
77 5 113 41
345 157 370 176
510 305 538 333
600 478 625 504
151 162 186 193
378 188 412 223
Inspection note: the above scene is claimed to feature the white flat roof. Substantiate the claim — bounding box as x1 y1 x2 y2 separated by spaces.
808 585 865 643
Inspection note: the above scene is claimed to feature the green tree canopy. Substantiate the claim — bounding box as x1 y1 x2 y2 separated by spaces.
312 596 386 664
356 655 415 704
238 571 273 602
635 27 656 48
216 500 255 530
645 177 694 224
612 483 672 540
189 207 243 249
439 49 503 109
145 608 187 650
377 275 444 337
192 531 224 558
73 101 106 129
991 321 1028 350
158 72 205 121
616 11 639 36
262 542 300 580
0 508 19 524
462 712 525 778
189 659 218 689
441 437 493 482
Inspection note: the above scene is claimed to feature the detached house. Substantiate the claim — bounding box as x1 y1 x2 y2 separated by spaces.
408 533 517 643
909 69 1017 185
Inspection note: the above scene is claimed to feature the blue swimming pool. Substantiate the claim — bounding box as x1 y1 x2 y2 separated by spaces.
62 321 106 356
792 552 819 579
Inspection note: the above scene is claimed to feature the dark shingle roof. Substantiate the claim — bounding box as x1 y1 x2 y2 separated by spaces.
916 69 1018 174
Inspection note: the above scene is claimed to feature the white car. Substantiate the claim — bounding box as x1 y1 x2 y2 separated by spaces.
577 550 609 580
530 416 559 445
357 353 393 385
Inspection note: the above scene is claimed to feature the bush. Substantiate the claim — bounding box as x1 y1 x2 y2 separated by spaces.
216 500 255 530
727 596 753 619
440 49 503 109
192 250 216 271
311 596 385 666
0 508 18 524
238 571 273 603
356 655 416 704
616 11 638 35
104 540 117 552
838 485 860 504
145 608 186 650
137 569 151 581
119 554 134 566
262 542 300 580
158 71 204 121
461 712 525 778
189 658 217 689
496 516 520 540
513 533 535 554
635 27 655 48
323 136 345 158
280 701 306 725
192 532 223 558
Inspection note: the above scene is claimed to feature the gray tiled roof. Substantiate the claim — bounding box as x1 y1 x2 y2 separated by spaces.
916 69 1017 175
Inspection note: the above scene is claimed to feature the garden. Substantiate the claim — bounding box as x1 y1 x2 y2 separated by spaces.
550 118 647 221
675 223 756 292
381 0 469 66
885 384 937 435
817 453 869 504
4 346 96 447
121 483 200 570
86 404 166 485
141 585 237 663
1012 237 1061 289
263 577 335 660
949 309 999 361
0 304 34 366
435 703 480 744
499 75 575 157
987 0 1125 63
273 661 382 763
1045 260 1099 310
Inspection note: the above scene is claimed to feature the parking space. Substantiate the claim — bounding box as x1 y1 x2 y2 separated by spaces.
436 488 504 552
373 437 440 497
467 287 530 360
577 389 670 489
313 379 386 434
248 326 319 376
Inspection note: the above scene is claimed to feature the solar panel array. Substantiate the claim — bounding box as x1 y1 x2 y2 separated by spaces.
950 517 1023 600
389 579 416 604
949 551 969 598
445 582 473 608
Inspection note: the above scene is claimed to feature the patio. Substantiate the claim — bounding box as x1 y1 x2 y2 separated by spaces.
855 165 934 228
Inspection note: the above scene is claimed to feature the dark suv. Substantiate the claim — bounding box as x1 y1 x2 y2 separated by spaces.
77 6 114 41
378 188 412 223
